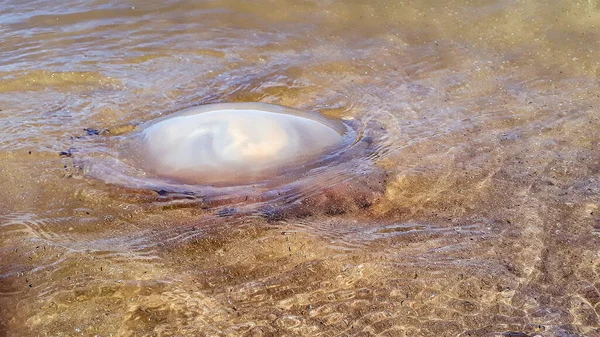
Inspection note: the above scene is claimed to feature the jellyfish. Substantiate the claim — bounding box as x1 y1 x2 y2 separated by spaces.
80 102 387 218
129 103 347 185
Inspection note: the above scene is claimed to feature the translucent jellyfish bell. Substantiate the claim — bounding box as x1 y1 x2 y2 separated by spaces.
124 103 347 185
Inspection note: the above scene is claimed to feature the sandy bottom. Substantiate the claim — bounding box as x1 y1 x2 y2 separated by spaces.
1 0 599 336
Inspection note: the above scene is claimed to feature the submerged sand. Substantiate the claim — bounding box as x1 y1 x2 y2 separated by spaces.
0 0 599 336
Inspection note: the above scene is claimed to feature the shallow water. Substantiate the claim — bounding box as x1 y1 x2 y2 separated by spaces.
1 0 599 336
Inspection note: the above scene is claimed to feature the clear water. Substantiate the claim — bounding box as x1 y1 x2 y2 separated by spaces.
0 1 599 336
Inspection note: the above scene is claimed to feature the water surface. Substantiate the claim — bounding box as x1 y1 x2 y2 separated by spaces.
1 0 599 336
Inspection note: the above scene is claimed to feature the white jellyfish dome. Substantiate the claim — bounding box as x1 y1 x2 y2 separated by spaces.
127 103 347 185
